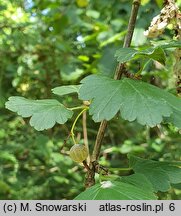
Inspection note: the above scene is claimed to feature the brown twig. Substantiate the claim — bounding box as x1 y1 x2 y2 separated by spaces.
83 110 90 163
85 0 141 188
91 120 108 162
83 160 91 171
114 0 141 80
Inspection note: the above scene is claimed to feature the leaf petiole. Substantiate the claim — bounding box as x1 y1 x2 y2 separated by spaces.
69 105 88 111
70 107 89 144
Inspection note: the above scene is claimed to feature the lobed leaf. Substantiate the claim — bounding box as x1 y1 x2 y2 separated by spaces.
153 163 181 185
79 75 181 128
5 96 73 131
131 160 170 192
129 155 181 192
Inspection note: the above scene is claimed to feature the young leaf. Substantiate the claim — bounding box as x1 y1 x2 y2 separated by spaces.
79 75 181 128
128 155 181 192
52 85 80 96
5 96 73 131
74 179 156 200
115 47 166 65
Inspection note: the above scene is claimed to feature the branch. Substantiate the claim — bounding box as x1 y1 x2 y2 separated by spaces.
89 0 141 180
123 0 141 48
114 0 141 80
92 120 108 161
82 111 90 163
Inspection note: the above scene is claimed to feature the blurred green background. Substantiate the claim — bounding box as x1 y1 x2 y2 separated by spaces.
0 0 181 199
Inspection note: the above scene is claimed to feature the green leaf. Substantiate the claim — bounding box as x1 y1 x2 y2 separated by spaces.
164 95 181 128
52 85 80 96
75 179 156 200
79 75 181 128
153 163 181 184
151 40 181 49
120 173 154 193
128 155 181 192
5 96 73 131
115 48 137 63
143 47 166 65
131 161 170 192
115 47 166 65
128 155 170 192
98 45 117 77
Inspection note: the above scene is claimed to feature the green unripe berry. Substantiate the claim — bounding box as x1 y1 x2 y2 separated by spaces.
69 144 88 163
